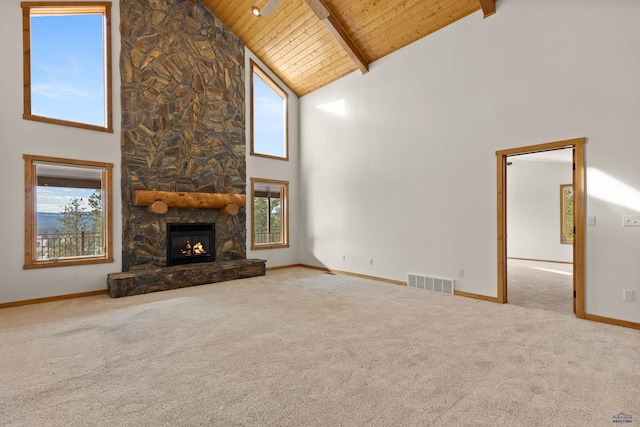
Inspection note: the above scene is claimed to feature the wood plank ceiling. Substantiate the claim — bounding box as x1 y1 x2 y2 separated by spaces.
201 0 495 96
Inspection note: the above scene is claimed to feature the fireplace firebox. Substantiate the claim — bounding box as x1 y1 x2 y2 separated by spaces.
166 223 215 267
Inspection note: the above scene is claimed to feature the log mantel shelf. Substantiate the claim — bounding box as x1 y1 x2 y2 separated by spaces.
133 190 246 215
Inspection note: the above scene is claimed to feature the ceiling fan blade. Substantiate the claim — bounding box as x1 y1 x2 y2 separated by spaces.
259 0 283 16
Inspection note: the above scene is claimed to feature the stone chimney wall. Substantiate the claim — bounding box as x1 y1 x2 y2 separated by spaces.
120 0 246 271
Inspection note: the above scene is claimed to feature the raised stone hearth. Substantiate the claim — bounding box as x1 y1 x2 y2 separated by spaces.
107 259 265 298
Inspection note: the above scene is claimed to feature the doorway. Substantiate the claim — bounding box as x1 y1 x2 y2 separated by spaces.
496 138 585 318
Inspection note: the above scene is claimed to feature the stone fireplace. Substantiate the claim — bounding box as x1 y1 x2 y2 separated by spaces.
107 0 265 297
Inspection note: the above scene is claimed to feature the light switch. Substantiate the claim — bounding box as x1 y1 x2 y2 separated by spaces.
587 216 596 226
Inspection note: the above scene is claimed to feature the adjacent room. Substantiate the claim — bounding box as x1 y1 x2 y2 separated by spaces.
1 0 639 424
506 148 575 315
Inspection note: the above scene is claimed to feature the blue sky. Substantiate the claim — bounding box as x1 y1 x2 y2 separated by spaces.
37 187 96 214
253 74 286 157
30 14 105 127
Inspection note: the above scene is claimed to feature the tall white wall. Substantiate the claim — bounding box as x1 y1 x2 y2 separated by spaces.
299 0 640 323
507 158 573 263
0 0 122 304
245 51 300 268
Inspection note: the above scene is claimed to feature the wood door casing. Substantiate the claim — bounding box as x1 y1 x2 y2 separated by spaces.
496 138 586 318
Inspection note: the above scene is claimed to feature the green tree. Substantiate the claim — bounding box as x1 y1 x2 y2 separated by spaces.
88 190 103 254
269 199 282 242
59 197 89 235
254 197 269 244
88 190 102 234
563 187 574 243
48 198 87 258
254 196 282 244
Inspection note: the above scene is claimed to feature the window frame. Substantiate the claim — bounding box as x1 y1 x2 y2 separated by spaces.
21 2 113 133
250 178 289 250
23 154 114 269
560 183 574 245
250 60 289 161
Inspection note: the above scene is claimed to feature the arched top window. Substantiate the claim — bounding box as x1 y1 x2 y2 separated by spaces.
250 60 288 160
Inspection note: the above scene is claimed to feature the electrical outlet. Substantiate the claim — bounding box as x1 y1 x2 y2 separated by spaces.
71 271 79 280
623 290 634 302
623 215 640 227
368 258 374 265
587 216 596 226
456 269 464 278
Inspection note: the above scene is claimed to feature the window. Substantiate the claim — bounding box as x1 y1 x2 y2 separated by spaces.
22 2 112 132
250 60 288 160
251 178 289 249
561 184 574 244
24 154 114 269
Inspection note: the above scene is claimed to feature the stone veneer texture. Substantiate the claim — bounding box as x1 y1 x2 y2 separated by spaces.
108 259 266 297
120 0 246 271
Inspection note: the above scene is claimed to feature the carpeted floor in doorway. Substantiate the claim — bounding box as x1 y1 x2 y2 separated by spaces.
507 258 574 315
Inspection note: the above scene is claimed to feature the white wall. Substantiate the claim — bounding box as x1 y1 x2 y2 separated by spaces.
0 0 122 303
507 158 573 263
245 51 300 268
299 0 640 322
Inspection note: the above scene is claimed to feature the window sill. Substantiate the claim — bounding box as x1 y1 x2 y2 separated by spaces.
251 244 289 250
23 114 113 133
249 151 289 161
24 256 114 270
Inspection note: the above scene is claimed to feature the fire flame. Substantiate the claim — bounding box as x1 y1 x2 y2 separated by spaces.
180 241 206 256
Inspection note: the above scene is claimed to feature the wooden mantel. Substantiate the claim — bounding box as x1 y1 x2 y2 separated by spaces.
133 190 246 215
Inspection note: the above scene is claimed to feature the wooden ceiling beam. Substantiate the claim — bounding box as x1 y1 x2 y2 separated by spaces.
304 0 330 20
304 0 368 74
206 0 498 96
478 0 496 18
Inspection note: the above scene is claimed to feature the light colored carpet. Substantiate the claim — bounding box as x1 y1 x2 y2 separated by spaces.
1 267 639 426
507 258 573 315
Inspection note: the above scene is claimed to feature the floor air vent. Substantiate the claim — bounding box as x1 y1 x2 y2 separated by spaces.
407 274 454 295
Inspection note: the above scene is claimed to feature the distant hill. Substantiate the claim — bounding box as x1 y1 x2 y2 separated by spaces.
37 212 63 231
37 212 94 233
